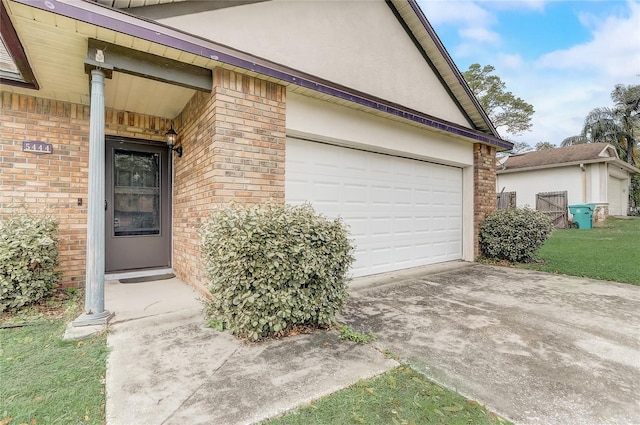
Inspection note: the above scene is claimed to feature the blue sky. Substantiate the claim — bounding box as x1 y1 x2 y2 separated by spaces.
417 0 640 146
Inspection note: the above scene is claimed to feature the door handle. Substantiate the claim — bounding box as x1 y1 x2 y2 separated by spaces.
105 200 108 211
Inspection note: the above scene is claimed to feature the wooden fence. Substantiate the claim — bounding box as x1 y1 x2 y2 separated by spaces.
496 191 516 210
536 191 568 228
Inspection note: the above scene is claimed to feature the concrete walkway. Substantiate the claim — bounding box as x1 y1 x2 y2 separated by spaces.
105 262 640 425
104 278 397 425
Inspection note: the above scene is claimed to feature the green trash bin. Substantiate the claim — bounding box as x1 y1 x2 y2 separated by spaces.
568 203 595 229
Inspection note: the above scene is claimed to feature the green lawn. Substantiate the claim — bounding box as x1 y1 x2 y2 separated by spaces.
520 217 640 285
0 297 108 425
265 366 510 425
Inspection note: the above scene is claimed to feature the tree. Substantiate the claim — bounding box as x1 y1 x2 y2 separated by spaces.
562 84 640 213
535 142 556 150
561 84 640 166
463 64 535 137
511 141 533 154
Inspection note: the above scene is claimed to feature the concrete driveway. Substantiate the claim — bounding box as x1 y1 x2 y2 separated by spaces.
344 262 640 425
105 262 640 425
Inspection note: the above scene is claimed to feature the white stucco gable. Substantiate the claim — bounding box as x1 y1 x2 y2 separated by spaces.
151 0 472 128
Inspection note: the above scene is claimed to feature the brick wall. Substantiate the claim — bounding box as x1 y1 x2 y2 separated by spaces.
172 69 286 292
0 92 171 288
2 84 492 290
473 143 497 257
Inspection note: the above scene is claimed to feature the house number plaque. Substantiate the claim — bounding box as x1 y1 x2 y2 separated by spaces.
22 141 53 155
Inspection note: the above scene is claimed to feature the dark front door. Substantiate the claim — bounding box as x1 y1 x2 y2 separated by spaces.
105 138 171 272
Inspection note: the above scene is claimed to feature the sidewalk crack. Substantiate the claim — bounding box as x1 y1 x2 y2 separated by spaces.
159 346 240 425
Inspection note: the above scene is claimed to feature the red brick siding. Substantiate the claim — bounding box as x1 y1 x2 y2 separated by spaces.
473 143 497 257
172 69 286 292
0 92 171 288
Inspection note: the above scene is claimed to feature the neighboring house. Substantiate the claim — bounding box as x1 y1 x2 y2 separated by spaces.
0 0 510 292
497 143 640 222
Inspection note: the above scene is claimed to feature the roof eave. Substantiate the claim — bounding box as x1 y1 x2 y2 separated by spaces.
498 157 640 175
612 159 640 174
10 0 510 149
394 0 500 139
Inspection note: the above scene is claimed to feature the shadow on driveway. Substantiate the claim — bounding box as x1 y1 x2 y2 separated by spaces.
343 262 640 425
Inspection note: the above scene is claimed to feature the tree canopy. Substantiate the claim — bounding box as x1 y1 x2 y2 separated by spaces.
561 84 640 166
510 141 532 154
463 63 535 137
535 142 556 150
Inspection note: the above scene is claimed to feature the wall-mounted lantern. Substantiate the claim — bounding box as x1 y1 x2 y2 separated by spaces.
165 123 182 158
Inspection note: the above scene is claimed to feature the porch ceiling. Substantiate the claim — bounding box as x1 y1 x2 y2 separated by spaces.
2 0 197 119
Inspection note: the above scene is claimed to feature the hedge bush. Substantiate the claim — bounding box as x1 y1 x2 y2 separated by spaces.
0 213 61 312
200 203 355 341
479 207 553 263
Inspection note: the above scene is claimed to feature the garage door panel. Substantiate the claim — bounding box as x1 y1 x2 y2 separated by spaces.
344 184 367 204
372 186 393 203
414 217 431 233
286 138 462 277
414 189 432 204
431 217 449 231
371 217 393 236
608 176 625 216
433 241 448 254
448 216 462 229
394 217 414 235
312 182 339 201
394 188 413 204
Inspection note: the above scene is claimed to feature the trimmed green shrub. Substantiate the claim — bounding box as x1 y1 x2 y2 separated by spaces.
480 207 553 263
0 213 61 312
200 203 355 341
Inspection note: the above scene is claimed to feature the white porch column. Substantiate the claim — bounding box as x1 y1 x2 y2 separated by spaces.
73 69 113 326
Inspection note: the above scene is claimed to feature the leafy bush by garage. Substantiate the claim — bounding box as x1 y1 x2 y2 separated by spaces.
479 207 553 263
0 213 61 312
200 203 355 341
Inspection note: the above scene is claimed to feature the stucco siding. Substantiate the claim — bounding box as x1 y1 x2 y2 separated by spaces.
497 167 584 208
157 0 470 128
287 93 473 167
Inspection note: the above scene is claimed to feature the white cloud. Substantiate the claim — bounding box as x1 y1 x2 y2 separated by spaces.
536 1 640 80
497 53 524 70
421 0 640 146
483 0 547 12
419 1 495 26
506 69 617 144
459 26 500 43
513 1 640 144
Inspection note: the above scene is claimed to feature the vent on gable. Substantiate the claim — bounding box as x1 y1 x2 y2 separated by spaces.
0 2 38 89
0 35 23 82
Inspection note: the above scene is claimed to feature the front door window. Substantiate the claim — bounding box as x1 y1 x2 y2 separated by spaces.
113 150 161 237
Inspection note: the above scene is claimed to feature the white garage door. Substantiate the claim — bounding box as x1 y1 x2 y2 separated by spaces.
285 138 462 277
608 176 626 216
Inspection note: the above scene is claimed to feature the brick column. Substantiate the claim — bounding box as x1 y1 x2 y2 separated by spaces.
210 68 286 204
172 69 286 291
473 143 497 258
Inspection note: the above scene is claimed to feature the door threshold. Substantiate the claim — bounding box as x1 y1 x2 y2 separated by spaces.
105 268 174 281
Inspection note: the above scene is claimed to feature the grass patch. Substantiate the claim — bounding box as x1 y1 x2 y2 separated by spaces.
519 217 640 285
264 366 510 425
0 293 108 425
338 325 376 344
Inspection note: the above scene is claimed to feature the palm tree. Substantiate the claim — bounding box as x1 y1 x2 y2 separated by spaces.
561 84 640 166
